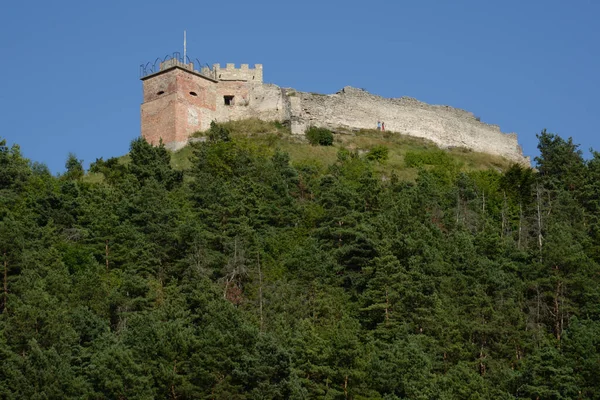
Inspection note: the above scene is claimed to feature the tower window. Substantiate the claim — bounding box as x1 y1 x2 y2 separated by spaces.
157 91 165 95
224 95 235 106
189 91 198 96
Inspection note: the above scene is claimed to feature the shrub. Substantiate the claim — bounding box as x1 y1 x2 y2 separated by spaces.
305 127 333 146
207 121 231 142
366 145 389 163
273 121 286 130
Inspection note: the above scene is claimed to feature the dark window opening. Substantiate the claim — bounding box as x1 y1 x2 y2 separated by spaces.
157 91 165 95
189 91 198 96
224 95 235 106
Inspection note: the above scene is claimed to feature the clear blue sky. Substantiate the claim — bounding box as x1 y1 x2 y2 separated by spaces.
1 0 598 172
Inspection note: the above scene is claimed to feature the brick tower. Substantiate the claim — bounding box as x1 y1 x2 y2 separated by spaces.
141 56 264 150
140 58 218 150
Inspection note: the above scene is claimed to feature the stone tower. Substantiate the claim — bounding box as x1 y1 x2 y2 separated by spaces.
140 57 264 150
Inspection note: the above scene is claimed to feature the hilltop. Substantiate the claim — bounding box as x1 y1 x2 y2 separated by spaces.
98 119 518 185
140 59 528 165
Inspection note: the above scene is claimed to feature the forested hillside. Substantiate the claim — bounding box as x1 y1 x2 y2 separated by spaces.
1 125 599 399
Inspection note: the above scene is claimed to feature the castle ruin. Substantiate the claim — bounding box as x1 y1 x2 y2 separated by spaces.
140 57 529 164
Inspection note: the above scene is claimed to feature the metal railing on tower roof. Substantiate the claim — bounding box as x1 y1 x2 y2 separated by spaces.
139 52 212 79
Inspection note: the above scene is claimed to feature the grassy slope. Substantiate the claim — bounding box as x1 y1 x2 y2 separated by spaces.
87 118 515 182
185 119 514 178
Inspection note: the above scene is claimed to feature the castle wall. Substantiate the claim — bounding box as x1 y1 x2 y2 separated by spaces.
210 63 263 83
287 87 528 164
213 83 287 123
141 92 178 147
141 60 528 164
141 71 178 147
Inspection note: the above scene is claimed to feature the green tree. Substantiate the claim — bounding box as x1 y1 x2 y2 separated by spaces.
306 127 334 146
64 153 84 181
129 137 182 189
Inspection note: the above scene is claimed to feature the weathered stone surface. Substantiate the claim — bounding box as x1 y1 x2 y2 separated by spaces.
141 61 529 165
290 87 528 164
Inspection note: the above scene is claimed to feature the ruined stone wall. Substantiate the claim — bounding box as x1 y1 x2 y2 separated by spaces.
213 83 287 124
285 87 528 164
141 60 527 163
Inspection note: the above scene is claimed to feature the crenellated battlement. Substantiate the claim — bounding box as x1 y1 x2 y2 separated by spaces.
201 63 263 83
159 58 197 73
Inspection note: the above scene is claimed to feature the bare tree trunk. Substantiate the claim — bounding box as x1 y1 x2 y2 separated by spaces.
344 375 348 399
482 190 486 215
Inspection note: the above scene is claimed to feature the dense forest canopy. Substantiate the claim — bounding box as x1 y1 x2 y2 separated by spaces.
1 125 599 399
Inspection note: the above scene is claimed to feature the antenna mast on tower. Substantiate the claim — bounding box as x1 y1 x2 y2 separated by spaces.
183 30 187 63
